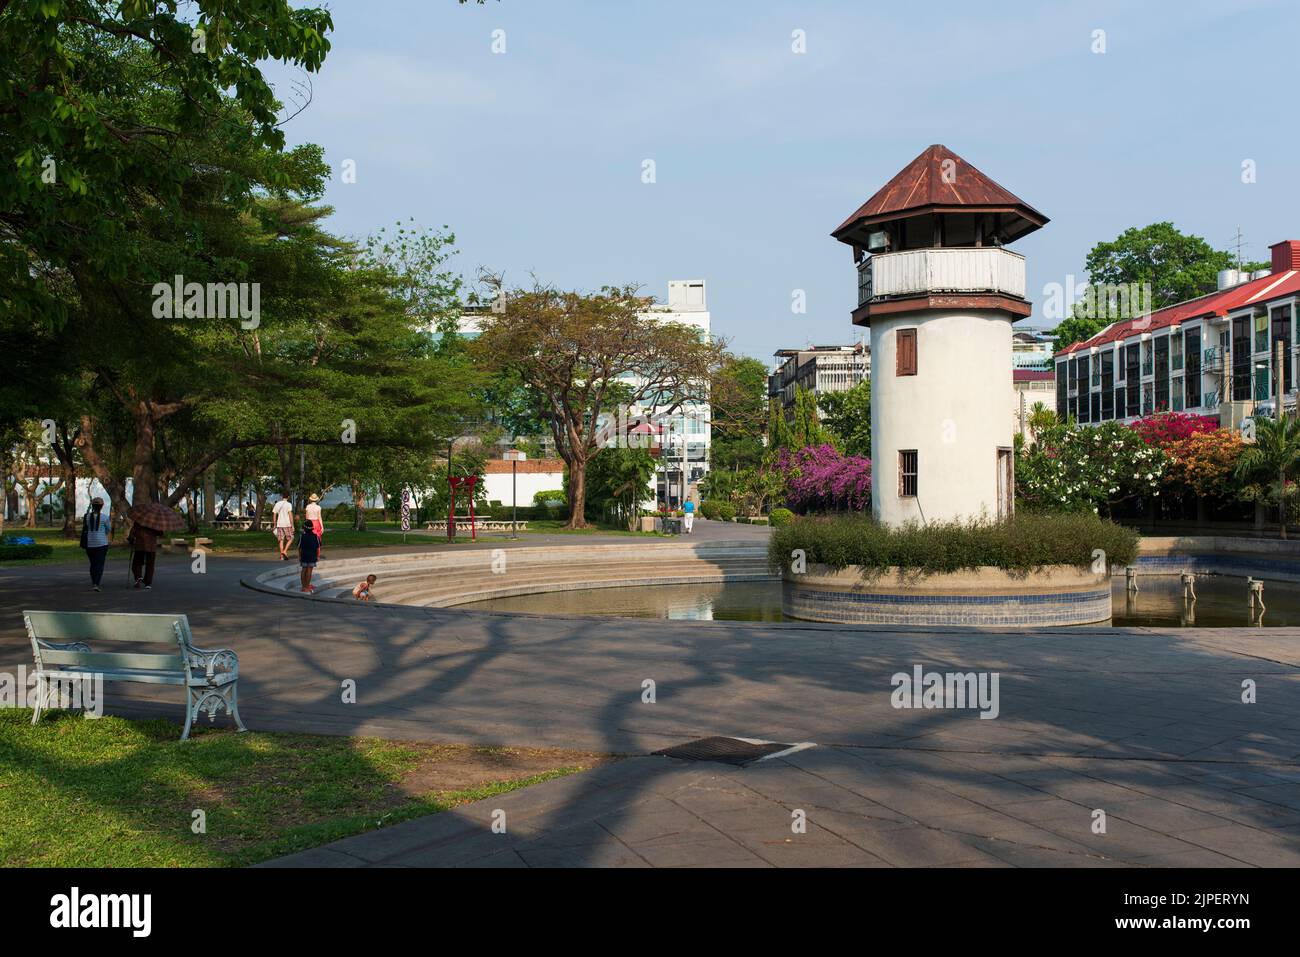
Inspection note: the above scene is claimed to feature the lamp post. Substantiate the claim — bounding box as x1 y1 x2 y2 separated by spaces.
446 440 454 542
503 448 527 539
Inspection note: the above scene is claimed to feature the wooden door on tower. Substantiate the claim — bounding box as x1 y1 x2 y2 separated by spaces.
997 448 1014 520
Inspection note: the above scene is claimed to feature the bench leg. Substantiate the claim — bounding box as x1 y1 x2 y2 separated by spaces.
227 681 248 733
183 683 247 741
181 688 196 741
30 673 45 726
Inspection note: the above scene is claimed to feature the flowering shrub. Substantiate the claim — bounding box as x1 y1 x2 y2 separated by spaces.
1163 429 1246 500
777 444 871 513
1129 411 1219 448
1016 421 1165 513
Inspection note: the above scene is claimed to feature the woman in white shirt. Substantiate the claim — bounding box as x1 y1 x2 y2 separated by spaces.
305 493 324 559
82 497 113 591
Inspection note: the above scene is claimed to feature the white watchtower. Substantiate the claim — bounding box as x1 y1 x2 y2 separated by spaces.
831 145 1048 527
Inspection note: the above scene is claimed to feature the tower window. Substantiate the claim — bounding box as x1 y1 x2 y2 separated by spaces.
899 450 918 497
896 328 917 376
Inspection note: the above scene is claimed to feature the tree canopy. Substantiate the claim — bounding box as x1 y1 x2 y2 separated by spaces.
472 282 724 527
1052 222 1270 350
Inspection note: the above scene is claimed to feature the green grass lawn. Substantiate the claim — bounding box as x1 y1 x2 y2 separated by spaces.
0 710 602 867
0 520 661 567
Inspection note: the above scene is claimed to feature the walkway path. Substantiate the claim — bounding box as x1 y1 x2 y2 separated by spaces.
4 524 1299 867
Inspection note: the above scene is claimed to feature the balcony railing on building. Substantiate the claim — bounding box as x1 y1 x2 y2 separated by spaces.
857 247 1026 306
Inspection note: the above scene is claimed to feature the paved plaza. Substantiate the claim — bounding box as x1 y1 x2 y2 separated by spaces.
4 531 1300 867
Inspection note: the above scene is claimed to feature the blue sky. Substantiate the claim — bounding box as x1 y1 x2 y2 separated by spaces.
265 0 1300 363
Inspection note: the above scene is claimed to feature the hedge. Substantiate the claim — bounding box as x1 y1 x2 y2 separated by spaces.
0 543 55 561
699 500 722 520
769 508 795 528
768 512 1138 577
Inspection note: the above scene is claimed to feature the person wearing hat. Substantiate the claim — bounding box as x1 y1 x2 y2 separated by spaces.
305 492 325 559
81 495 113 591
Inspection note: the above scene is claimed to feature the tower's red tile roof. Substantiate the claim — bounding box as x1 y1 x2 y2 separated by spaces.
832 144 1048 240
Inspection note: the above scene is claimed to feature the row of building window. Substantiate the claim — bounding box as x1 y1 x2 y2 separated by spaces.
1056 304 1295 422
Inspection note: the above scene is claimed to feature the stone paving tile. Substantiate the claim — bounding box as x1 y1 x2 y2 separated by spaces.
965 838 1126 868
633 839 767 868
1173 824 1300 866
1034 817 1217 862
454 849 529 868
514 842 652 868
1104 796 1244 833
843 825 1001 867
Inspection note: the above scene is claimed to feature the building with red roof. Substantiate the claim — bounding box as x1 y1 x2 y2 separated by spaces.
1054 240 1300 428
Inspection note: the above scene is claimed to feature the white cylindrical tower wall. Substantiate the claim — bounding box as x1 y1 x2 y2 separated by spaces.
870 311 1014 526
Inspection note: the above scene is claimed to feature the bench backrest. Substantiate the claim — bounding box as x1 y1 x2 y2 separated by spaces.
24 610 192 673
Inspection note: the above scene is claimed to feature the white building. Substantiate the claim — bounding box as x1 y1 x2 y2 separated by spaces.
1055 241 1299 426
832 144 1048 526
481 458 566 507
769 342 871 415
636 280 712 505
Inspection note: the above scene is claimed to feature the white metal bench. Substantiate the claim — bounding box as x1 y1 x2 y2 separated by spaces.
425 518 528 532
23 610 247 741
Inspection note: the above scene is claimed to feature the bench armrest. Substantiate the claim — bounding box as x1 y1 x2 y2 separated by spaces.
185 645 238 681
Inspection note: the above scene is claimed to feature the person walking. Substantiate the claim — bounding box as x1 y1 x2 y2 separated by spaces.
298 520 321 593
683 498 696 534
305 493 324 558
81 496 113 591
129 522 159 590
271 495 294 560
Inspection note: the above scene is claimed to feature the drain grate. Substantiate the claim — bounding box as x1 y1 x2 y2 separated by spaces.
653 736 795 767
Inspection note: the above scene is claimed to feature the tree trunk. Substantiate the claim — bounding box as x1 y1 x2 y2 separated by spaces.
567 457 588 529
75 415 132 532
352 477 367 531
22 487 38 528
1196 496 1208 529
54 428 79 538
1255 500 1266 532
131 405 159 505
1281 467 1289 540
202 470 216 527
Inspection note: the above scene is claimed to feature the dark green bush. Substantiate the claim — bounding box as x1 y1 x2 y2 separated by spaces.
768 512 1138 576
717 503 737 522
698 500 722 521
0 543 54 561
769 507 795 528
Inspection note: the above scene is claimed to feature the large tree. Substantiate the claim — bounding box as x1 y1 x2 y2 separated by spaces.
709 355 768 471
474 283 723 528
817 380 871 458
1 0 334 333
1052 222 1269 350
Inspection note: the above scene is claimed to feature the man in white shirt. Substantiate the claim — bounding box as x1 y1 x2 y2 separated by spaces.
272 497 294 560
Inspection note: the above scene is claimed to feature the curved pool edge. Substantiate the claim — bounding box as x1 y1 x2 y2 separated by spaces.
783 565 1112 627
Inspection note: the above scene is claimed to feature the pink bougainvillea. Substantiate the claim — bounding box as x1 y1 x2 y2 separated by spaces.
777 444 872 513
1129 411 1219 448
